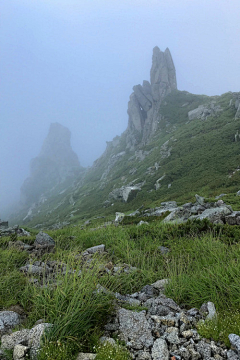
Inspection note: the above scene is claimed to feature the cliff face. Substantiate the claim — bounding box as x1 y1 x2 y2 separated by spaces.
125 47 177 149
21 123 82 204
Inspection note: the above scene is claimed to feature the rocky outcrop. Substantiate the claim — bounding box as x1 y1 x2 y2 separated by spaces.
20 123 83 205
126 47 177 149
0 220 8 229
0 225 30 238
108 181 144 202
188 101 223 121
108 185 141 202
233 92 240 119
103 285 232 360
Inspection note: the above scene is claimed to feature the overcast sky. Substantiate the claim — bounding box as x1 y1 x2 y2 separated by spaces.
1 0 240 215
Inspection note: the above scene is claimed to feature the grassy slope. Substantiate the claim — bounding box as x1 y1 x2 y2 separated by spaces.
11 90 240 227
1 219 240 359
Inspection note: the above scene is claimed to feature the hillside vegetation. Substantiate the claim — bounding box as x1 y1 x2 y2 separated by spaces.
10 90 240 229
1 218 240 359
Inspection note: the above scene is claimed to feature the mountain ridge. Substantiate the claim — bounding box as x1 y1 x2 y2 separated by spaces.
9 47 240 227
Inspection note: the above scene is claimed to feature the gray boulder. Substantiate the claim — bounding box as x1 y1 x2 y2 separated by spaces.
115 212 125 222
13 344 29 360
190 206 232 223
28 323 52 359
229 334 240 356
225 211 240 225
188 102 222 121
188 105 205 121
0 311 21 336
34 232 55 247
109 185 141 202
227 349 239 359
151 338 169 360
163 208 191 224
195 194 205 205
151 279 169 293
1 329 30 350
118 308 154 349
19 264 50 276
206 301 217 320
82 244 105 256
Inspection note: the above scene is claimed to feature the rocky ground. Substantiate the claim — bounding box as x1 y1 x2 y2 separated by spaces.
1 229 240 359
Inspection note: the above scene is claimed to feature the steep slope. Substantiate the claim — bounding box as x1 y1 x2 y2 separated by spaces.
9 48 240 228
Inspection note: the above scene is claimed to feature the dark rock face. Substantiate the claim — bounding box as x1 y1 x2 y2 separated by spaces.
21 123 82 204
125 47 177 149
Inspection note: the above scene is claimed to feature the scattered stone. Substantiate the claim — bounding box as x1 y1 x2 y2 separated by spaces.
0 311 21 336
228 334 240 355
206 301 217 320
115 212 125 222
28 323 52 359
195 194 205 206
34 232 55 247
13 344 29 360
137 220 149 226
159 246 170 255
82 244 105 256
151 279 169 293
1 329 30 350
118 308 154 349
76 354 96 360
151 338 169 360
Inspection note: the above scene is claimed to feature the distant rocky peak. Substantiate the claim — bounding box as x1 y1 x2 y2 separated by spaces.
126 47 177 149
20 123 82 205
40 123 74 162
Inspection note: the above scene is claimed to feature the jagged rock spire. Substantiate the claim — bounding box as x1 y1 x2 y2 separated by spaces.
21 123 81 204
150 47 177 100
126 47 177 149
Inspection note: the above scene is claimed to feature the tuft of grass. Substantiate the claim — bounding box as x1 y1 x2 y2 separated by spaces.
95 342 131 360
197 310 240 347
0 248 28 309
165 234 240 310
22 253 116 350
37 340 77 360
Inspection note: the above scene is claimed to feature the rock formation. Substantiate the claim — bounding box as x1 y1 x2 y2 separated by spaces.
188 101 223 121
234 92 240 119
125 46 177 149
21 123 82 204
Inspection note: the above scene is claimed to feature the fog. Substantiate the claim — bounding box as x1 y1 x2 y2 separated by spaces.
1 0 240 216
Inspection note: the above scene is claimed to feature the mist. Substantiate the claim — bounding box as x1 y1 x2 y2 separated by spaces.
1 0 240 217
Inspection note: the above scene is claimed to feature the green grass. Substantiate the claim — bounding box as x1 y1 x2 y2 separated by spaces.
0 248 28 308
197 310 240 347
2 215 240 358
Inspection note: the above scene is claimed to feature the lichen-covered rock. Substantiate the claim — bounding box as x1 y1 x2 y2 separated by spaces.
1 329 30 350
118 308 153 349
191 206 232 223
13 344 29 360
229 334 240 355
82 244 105 256
34 232 55 247
151 338 169 360
0 311 21 336
28 323 52 359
